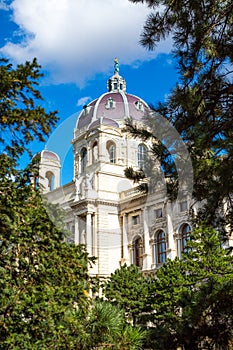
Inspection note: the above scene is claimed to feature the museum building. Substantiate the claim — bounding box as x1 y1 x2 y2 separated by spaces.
37 61 195 278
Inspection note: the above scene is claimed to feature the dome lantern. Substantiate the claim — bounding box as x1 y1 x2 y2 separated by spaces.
107 58 126 93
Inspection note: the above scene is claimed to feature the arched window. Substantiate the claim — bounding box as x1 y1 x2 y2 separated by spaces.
135 100 144 111
45 171 55 191
137 144 147 170
157 230 167 264
92 141 98 163
80 147 87 173
106 141 116 163
153 230 167 265
177 223 191 258
132 237 143 268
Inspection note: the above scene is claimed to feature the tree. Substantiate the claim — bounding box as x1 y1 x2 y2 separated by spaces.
0 165 145 348
127 0 233 234
103 264 149 325
0 57 145 348
144 225 233 350
0 58 58 160
77 300 146 349
0 161 96 348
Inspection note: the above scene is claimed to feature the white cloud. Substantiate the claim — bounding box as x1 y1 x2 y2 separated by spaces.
0 0 172 86
77 96 92 107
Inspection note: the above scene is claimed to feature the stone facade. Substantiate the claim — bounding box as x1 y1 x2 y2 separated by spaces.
38 63 199 278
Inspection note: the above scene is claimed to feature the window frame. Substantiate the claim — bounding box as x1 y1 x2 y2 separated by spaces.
153 230 167 265
132 214 140 226
80 147 87 173
157 230 167 264
106 141 116 164
105 97 116 110
45 171 55 191
92 141 98 163
135 100 144 111
137 143 147 170
154 208 163 219
132 236 143 268
180 223 191 255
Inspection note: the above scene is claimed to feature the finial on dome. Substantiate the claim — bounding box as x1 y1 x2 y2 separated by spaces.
107 58 126 92
114 57 119 74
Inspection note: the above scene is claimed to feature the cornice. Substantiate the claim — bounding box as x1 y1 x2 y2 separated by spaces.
70 198 119 212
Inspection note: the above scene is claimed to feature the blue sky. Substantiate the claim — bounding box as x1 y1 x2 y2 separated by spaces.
0 0 178 185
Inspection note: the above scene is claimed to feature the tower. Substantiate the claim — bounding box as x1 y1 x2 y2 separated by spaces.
70 59 150 276
36 149 61 192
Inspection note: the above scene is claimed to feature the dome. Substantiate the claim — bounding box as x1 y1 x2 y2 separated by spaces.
88 117 119 130
75 59 150 131
41 149 60 162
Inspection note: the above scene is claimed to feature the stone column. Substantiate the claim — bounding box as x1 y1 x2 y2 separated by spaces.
92 213 97 257
87 145 91 166
142 207 152 270
86 212 92 255
177 237 181 259
166 202 176 260
74 215 79 245
79 216 86 244
77 153 81 176
128 243 133 265
120 214 130 265
89 213 98 275
151 240 157 269
98 134 106 161
73 148 78 180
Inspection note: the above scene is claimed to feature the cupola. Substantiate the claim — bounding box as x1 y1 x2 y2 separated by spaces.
107 58 126 92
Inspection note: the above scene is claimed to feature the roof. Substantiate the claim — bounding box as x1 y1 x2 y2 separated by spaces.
88 117 119 130
75 59 150 131
76 91 150 130
41 150 60 162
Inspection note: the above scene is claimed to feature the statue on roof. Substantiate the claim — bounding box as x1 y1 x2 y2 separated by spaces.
114 57 119 74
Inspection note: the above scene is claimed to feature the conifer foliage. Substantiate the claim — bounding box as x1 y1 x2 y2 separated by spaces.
0 58 92 348
104 264 149 325
145 225 233 349
0 58 145 349
0 174 93 348
127 0 233 233
0 58 58 159
104 227 233 349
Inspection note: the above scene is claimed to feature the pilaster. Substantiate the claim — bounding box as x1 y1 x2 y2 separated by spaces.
142 207 152 270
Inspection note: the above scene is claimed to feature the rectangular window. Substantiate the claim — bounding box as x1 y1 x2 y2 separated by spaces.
154 208 163 218
180 201 188 212
132 215 140 225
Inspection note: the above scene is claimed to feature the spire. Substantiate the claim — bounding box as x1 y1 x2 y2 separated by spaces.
114 57 119 74
107 58 126 92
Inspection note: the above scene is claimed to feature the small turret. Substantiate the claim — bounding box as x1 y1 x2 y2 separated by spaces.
32 149 61 192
